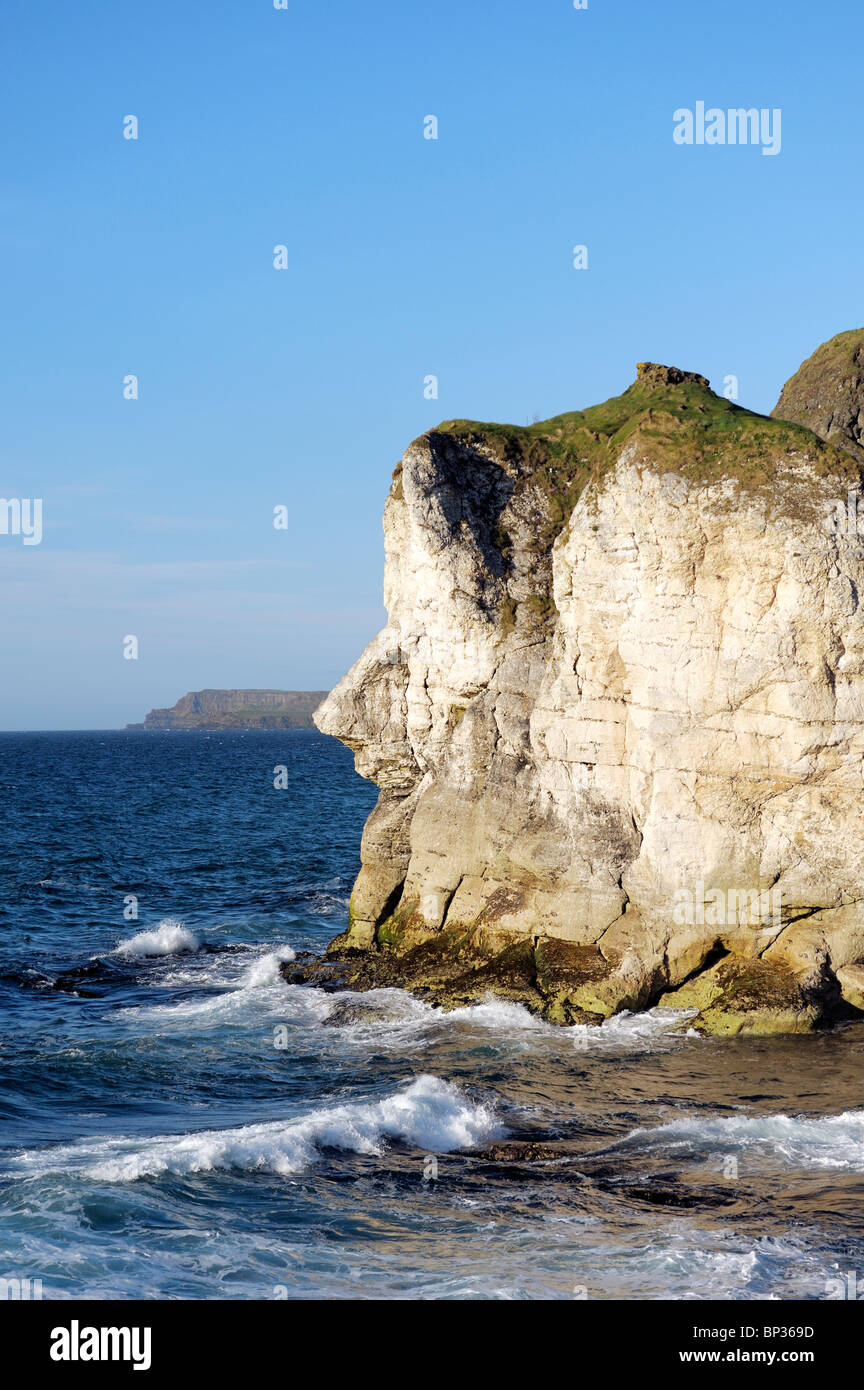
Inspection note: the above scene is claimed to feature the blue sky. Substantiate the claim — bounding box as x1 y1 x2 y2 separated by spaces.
1 0 861 728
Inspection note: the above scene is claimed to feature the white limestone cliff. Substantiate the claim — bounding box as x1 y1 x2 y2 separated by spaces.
313 347 864 1033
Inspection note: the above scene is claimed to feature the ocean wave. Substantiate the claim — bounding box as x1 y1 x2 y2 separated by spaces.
611 1108 864 1171
570 1006 697 1048
279 875 352 918
318 991 551 1035
36 877 103 894
127 945 300 1022
437 998 555 1031
5 1075 503 1182
133 969 696 1051
237 946 296 987
618 1227 833 1300
322 993 692 1050
304 892 350 917
113 920 200 958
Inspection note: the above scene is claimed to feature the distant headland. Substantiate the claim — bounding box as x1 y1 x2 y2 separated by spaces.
126 689 328 731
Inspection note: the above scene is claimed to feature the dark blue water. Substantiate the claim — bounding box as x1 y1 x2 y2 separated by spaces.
3 731 864 1300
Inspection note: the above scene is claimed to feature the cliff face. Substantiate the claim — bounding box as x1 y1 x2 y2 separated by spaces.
128 690 327 730
309 341 864 1035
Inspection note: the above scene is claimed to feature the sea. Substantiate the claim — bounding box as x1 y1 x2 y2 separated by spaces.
1 729 864 1301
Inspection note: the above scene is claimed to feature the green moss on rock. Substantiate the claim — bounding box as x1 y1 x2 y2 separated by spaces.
435 363 858 558
680 958 839 1037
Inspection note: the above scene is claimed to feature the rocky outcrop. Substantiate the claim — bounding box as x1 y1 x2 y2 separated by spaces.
127 689 327 730
296 335 864 1035
772 329 864 463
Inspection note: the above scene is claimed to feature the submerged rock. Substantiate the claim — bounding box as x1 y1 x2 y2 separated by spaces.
303 336 864 1035
481 1141 568 1163
320 999 400 1028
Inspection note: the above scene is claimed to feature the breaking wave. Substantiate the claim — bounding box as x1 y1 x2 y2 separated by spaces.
611 1108 864 1171
114 920 201 957
238 946 296 987
6 1075 503 1182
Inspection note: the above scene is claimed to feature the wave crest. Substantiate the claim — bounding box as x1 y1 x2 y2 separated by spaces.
7 1075 503 1182
613 1108 864 1170
114 920 200 958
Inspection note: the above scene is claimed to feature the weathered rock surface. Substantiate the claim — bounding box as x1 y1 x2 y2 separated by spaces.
300 336 864 1035
772 329 864 464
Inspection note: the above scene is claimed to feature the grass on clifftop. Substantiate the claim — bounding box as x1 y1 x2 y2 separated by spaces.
433 365 859 547
779 328 864 382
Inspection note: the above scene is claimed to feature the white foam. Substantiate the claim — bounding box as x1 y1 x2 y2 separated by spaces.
317 991 551 1035
569 1006 697 1049
440 997 556 1031
326 995 695 1051
119 946 694 1057
127 945 302 1024
6 1076 503 1182
613 1108 864 1171
114 919 200 958
239 947 296 987
627 1227 829 1300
